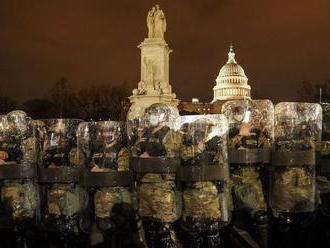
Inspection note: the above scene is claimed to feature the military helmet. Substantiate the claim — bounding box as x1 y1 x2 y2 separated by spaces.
6 110 30 136
276 115 295 126
145 103 172 126
191 118 214 143
232 105 249 122
192 118 213 128
49 119 68 134
232 105 245 115
97 121 122 143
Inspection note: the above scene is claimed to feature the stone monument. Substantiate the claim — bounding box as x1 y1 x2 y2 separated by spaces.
129 4 179 118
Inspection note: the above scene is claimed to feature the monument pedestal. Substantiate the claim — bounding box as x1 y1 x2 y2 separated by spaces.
129 37 179 118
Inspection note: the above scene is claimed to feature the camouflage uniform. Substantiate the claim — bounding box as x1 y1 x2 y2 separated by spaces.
128 103 181 248
222 100 274 248
39 119 88 247
84 121 142 247
177 116 231 248
0 111 39 247
270 103 321 248
229 126 268 213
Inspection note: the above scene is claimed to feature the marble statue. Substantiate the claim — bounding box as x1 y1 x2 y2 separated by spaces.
147 7 156 38
147 4 166 39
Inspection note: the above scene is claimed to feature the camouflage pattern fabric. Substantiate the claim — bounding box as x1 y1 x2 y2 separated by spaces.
182 182 221 221
95 187 131 218
48 184 87 217
139 174 179 223
137 130 181 223
20 137 38 164
232 167 266 213
271 167 314 213
229 130 268 214
94 146 131 219
1 181 39 219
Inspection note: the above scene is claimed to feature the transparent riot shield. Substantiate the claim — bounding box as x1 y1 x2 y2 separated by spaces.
270 102 321 214
175 114 231 247
38 119 88 246
269 102 321 248
127 103 181 248
0 111 39 246
80 121 141 247
222 99 274 247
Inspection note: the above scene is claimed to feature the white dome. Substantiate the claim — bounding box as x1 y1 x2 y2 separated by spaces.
212 46 251 102
218 63 246 78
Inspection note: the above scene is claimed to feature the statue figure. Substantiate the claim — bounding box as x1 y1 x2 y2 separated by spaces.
146 4 166 39
154 5 166 39
147 7 156 38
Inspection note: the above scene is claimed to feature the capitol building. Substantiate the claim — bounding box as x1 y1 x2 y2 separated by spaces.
212 45 251 102
179 45 252 114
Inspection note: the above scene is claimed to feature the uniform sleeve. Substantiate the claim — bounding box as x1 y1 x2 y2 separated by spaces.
162 130 182 157
117 147 129 171
228 134 242 149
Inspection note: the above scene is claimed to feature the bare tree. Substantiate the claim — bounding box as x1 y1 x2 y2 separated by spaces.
0 96 17 114
298 80 330 103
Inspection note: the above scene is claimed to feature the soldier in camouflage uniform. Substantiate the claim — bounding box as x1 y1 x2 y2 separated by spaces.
128 103 181 248
222 100 274 248
177 115 232 248
270 102 321 248
0 111 39 247
82 121 143 247
39 119 88 248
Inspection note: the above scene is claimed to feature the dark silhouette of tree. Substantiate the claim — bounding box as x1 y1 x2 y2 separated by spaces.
75 82 130 121
22 98 54 119
298 80 330 103
0 96 17 114
49 77 79 118
0 78 132 120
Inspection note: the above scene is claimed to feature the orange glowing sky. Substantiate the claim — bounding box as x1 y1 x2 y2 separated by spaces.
0 0 330 102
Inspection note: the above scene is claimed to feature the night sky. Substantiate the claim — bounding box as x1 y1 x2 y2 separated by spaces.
0 0 329 103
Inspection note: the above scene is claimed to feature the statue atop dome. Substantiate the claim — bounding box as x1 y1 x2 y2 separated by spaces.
147 4 167 39
227 44 237 64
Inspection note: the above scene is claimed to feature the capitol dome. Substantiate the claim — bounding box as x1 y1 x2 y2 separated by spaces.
212 46 251 102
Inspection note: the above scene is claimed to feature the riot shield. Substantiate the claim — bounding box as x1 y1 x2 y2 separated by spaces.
38 119 88 247
270 102 321 248
271 102 321 213
222 99 274 248
0 111 39 247
80 121 142 247
127 103 181 248
176 114 231 247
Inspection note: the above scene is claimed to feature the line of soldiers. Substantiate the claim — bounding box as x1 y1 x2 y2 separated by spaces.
0 99 328 248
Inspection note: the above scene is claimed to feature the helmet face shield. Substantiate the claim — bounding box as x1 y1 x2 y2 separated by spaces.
0 111 36 165
127 103 179 158
41 119 83 167
6 110 31 137
222 99 274 150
